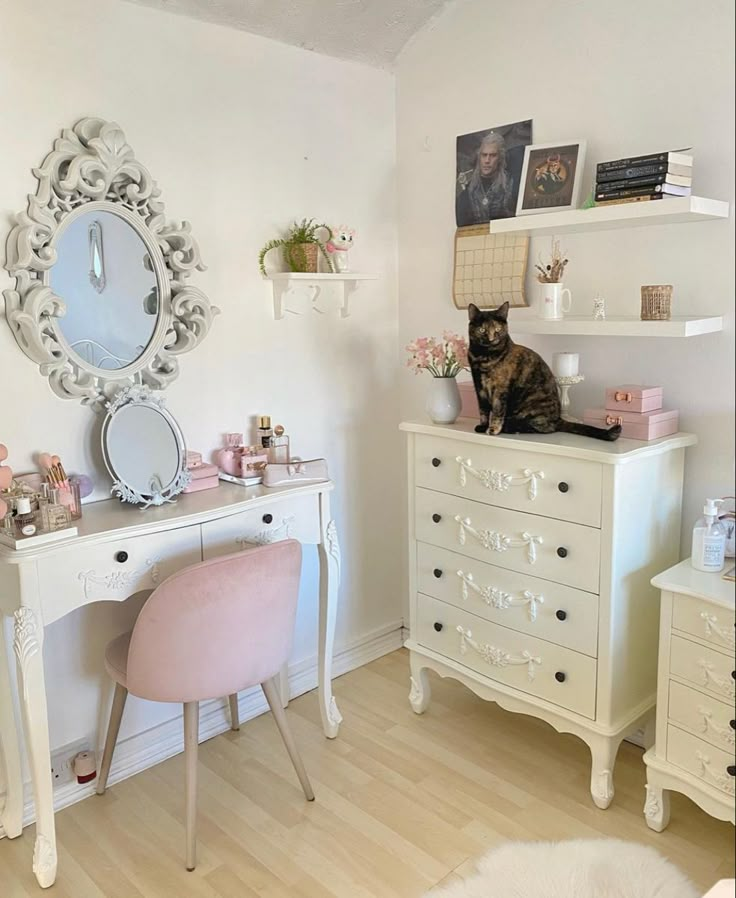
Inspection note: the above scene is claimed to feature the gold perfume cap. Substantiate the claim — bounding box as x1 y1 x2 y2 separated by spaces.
274 424 285 436
258 416 271 428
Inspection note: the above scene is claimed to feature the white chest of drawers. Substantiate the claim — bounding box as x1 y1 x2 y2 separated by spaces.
644 560 735 830
401 420 696 809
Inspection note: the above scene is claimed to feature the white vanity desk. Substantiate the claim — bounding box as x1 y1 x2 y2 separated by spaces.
0 479 341 888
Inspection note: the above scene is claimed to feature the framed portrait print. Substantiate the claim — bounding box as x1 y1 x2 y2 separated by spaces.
516 141 587 215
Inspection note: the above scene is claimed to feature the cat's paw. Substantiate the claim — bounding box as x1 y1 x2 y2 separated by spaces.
488 421 504 436
474 423 488 434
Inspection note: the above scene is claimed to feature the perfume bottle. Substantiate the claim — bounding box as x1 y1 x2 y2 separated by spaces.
258 416 273 449
269 425 290 463
14 497 37 537
42 488 72 531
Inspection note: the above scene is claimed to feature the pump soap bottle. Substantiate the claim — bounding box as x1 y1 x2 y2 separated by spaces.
691 498 726 573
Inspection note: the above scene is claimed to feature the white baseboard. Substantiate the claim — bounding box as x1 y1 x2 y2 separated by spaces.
0 619 404 839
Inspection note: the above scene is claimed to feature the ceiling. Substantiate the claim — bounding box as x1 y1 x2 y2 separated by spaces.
122 0 452 67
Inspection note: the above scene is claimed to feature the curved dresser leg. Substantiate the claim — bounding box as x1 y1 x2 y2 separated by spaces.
317 494 342 739
588 733 622 809
0 615 24 838
644 782 671 832
409 654 431 714
14 607 57 888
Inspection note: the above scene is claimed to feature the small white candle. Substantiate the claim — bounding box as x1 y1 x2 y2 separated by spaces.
553 352 579 377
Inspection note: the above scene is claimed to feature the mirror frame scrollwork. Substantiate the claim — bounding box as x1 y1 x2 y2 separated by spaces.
3 118 220 408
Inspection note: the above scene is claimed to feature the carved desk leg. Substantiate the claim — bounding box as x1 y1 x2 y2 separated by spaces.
0 615 24 838
13 607 57 888
644 782 671 832
409 651 431 714
318 491 342 739
588 733 623 810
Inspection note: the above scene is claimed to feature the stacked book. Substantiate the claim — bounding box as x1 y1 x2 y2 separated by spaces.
595 150 693 206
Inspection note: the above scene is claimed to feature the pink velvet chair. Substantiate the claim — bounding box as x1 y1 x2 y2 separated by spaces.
96 539 314 871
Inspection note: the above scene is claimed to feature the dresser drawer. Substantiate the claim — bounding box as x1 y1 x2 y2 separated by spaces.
414 488 600 593
668 681 735 752
416 543 599 656
201 495 320 559
666 726 735 798
669 634 735 702
416 593 597 719
414 434 602 527
672 594 735 652
38 527 202 624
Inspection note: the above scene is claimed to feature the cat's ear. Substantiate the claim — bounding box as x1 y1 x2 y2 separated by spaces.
495 301 510 322
468 303 481 321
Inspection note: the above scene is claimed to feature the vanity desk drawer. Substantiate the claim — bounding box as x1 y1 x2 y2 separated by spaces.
666 726 736 797
37 527 202 624
414 488 601 594
414 434 602 527
668 681 735 752
672 593 735 652
669 635 735 702
202 494 321 559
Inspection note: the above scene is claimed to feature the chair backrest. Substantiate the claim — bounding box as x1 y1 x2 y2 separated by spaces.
125 539 302 703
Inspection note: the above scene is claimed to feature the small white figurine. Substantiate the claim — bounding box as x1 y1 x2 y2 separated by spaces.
326 226 355 273
593 294 606 320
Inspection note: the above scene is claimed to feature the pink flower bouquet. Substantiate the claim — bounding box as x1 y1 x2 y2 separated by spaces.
405 332 469 378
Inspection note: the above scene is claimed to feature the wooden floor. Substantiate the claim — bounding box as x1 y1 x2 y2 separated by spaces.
1 649 733 896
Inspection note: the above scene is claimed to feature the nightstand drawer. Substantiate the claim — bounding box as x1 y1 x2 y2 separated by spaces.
672 593 735 652
414 434 602 527
414 488 600 593
668 681 735 752
416 542 599 656
666 725 736 798
669 635 735 703
416 593 596 719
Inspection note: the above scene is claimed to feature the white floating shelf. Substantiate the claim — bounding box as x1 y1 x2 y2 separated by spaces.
265 272 377 319
509 315 723 338
489 196 729 236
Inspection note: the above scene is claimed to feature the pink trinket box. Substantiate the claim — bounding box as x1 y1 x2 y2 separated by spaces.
183 474 220 493
584 407 679 441
605 384 663 413
458 381 480 419
187 461 218 481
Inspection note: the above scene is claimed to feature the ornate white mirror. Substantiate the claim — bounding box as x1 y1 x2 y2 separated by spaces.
3 118 219 407
102 387 190 508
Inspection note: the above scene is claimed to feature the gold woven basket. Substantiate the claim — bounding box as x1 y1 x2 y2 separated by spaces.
285 242 319 273
640 284 673 321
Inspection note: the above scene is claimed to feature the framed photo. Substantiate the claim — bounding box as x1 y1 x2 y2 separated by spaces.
516 141 587 215
455 120 532 227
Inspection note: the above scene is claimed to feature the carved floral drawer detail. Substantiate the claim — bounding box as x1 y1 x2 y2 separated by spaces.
78 559 161 599
698 706 736 748
700 611 736 650
454 515 542 563
235 515 296 548
697 660 736 700
457 625 541 681
456 569 544 621
455 456 544 500
697 751 736 796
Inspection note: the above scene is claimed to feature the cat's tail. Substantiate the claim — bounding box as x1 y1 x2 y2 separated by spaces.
557 420 622 441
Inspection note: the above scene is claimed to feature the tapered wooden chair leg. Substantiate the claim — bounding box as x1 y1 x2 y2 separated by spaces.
261 678 315 801
228 693 240 731
183 701 199 871
96 683 128 795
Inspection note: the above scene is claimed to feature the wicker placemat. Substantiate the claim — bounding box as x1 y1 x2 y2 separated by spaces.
453 226 529 309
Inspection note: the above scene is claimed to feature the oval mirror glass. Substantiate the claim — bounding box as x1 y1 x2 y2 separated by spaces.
48 208 160 371
106 404 181 497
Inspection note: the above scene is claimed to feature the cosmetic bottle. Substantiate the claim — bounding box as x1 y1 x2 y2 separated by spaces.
258 416 273 449
216 433 244 477
43 488 72 531
14 497 37 537
269 425 290 463
691 498 726 573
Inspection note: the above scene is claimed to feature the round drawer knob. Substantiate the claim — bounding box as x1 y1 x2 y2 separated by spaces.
556 609 567 621
433 621 443 632
556 547 568 559
433 568 443 579
555 671 567 683
558 482 569 493
732 670 735 680
262 513 273 524
727 765 736 777
730 720 735 730
431 457 442 468
432 513 442 524
115 551 128 564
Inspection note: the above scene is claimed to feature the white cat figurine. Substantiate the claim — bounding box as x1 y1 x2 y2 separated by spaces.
326 226 355 273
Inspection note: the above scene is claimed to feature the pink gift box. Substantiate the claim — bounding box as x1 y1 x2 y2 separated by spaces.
584 407 679 441
605 384 663 413
182 474 220 493
458 381 479 420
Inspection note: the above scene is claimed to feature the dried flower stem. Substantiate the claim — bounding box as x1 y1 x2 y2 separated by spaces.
535 239 569 283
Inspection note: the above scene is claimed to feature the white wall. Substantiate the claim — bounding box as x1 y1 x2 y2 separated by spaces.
0 0 400 773
396 0 735 558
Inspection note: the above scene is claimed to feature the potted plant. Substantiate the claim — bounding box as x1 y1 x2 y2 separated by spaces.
258 218 334 276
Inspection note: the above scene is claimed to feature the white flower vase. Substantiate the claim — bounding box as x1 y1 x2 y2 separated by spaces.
426 376 461 425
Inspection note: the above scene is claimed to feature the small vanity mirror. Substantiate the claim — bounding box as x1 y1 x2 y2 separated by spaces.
102 387 190 508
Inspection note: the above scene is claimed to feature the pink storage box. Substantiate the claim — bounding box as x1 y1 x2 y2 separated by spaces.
458 381 479 420
605 384 663 413
182 474 220 493
186 450 203 468
584 407 679 441
187 461 218 481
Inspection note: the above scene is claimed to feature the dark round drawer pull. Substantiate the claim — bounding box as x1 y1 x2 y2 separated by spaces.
732 670 735 681
730 720 735 730
432 513 442 524
115 551 128 564
558 482 569 493
555 671 566 683
727 765 736 777
433 621 443 632
431 457 442 468
556 547 568 559
433 568 443 579
262 513 273 524
556 609 567 621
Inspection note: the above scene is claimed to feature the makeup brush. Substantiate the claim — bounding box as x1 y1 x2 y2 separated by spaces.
51 455 69 488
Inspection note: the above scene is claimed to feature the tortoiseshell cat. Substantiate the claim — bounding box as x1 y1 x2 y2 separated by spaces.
468 302 621 441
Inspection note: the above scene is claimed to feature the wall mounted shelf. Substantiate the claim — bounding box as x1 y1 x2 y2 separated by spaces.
489 196 729 237
265 272 377 319
509 315 723 338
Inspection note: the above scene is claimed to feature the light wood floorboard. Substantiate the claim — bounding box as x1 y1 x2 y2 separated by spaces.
0 649 733 896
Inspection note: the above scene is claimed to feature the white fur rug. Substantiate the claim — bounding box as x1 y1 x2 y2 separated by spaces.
427 839 698 898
